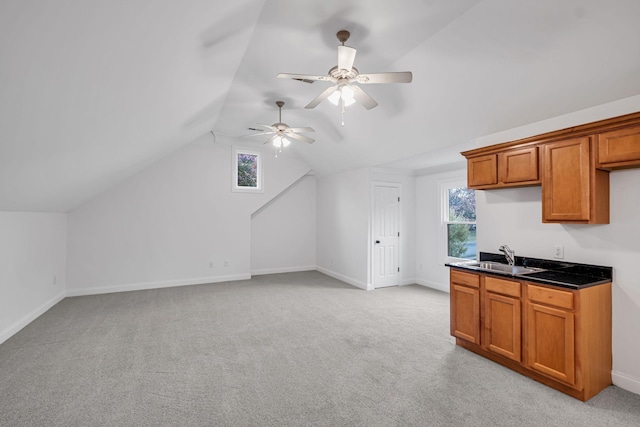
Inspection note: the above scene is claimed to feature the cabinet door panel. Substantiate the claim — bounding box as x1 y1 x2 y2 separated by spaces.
450 284 480 344
542 137 591 222
468 155 497 187
485 292 521 362
498 146 539 184
527 302 575 385
598 125 640 166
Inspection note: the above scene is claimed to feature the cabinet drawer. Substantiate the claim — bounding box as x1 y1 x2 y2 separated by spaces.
485 276 521 298
527 284 573 310
451 270 480 288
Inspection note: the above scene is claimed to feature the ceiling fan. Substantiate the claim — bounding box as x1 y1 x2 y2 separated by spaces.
277 30 413 122
244 101 315 152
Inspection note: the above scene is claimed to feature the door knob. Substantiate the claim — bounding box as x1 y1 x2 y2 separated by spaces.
375 240 381 244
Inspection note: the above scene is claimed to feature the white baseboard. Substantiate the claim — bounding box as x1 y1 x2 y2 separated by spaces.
316 266 370 290
414 278 449 293
612 370 640 396
66 273 251 297
251 265 316 276
0 291 66 345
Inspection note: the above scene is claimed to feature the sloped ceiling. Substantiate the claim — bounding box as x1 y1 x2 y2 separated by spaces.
1 0 640 212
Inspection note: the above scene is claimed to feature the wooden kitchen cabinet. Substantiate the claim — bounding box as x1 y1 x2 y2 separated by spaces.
450 270 480 345
483 276 521 362
525 285 575 385
467 154 497 187
466 146 539 189
498 146 539 185
597 124 640 169
461 111 640 225
448 268 612 401
542 136 609 224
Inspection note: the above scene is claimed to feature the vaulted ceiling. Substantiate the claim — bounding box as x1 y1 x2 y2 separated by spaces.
2 0 640 212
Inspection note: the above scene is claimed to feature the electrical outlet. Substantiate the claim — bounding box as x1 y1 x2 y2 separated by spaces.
553 245 564 259
209 262 214 268
224 259 229 267
330 258 334 265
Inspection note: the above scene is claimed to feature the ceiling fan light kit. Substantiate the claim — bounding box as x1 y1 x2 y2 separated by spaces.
277 30 413 125
328 84 356 107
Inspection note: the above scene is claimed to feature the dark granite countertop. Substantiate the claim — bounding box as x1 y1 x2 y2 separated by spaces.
446 252 612 290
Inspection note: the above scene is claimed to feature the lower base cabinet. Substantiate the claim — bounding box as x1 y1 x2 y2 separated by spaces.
526 284 576 386
449 269 612 401
450 270 481 345
483 276 522 362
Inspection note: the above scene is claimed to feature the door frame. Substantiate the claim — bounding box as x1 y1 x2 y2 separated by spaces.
369 181 402 289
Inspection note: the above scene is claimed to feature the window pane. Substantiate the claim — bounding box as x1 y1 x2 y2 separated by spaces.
448 188 476 221
237 153 258 187
447 224 476 259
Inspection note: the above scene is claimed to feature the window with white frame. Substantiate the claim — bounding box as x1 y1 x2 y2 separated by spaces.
441 180 476 261
232 147 263 193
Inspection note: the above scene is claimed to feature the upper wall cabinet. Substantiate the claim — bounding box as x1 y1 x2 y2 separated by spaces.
468 155 497 187
597 124 640 169
467 146 539 189
461 111 640 224
542 137 609 224
499 146 539 185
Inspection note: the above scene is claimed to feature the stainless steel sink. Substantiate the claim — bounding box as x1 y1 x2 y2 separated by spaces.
450 260 545 276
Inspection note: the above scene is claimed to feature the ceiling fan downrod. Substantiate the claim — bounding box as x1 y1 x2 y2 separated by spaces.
276 100 284 124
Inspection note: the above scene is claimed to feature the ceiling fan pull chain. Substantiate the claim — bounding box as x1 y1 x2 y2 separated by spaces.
341 98 345 126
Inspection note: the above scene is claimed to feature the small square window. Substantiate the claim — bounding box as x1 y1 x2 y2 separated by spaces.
232 148 263 193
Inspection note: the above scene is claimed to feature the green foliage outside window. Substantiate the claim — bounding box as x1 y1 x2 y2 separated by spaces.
447 188 476 259
237 153 258 187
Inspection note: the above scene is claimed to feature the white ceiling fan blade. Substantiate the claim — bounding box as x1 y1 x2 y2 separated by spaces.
356 71 413 84
305 85 338 109
255 123 275 130
287 127 315 133
277 73 332 83
241 124 275 137
263 134 280 145
241 131 274 137
338 45 357 72
286 132 315 144
351 85 378 110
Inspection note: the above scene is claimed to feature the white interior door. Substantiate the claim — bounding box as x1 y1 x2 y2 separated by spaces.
373 184 400 288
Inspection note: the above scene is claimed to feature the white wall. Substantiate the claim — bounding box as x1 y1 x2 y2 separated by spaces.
316 167 371 289
370 168 417 285
67 136 311 295
251 174 316 275
0 212 66 344
414 167 468 292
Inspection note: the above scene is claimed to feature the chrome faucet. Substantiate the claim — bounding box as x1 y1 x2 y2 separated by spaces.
499 245 515 266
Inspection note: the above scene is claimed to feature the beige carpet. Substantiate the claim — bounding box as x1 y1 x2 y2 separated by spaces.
1 271 639 426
